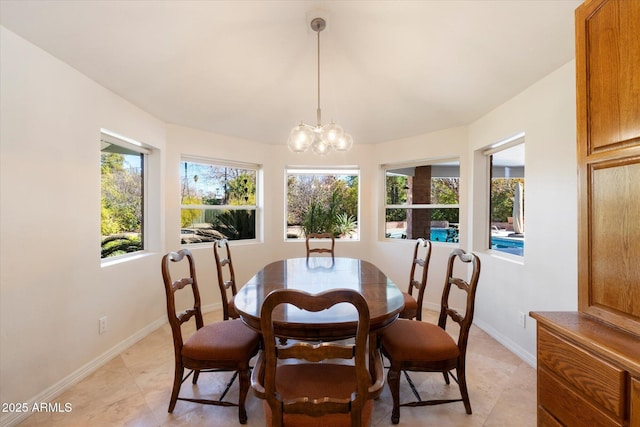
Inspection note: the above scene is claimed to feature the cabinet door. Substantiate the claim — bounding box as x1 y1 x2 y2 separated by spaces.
576 0 640 336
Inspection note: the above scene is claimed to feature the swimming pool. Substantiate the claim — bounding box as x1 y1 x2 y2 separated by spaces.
430 227 455 242
389 227 524 256
491 236 524 256
386 226 458 241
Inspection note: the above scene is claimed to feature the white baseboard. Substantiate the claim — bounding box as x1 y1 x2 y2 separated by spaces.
1 303 223 427
422 302 536 368
1 302 532 427
470 318 536 368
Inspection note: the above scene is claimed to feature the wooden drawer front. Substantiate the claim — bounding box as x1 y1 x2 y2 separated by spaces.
538 327 626 418
538 405 563 427
539 369 622 427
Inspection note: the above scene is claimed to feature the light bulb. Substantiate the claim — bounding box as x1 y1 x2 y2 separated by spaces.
320 122 344 146
311 138 331 155
332 132 353 151
287 124 314 152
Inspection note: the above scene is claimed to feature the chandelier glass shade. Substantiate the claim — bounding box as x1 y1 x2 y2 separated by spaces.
287 17 353 155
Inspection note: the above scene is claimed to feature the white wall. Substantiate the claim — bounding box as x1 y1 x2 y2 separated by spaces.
368 62 577 366
0 27 167 426
467 61 578 363
0 24 579 426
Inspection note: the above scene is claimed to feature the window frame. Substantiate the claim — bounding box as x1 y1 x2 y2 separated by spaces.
100 130 150 261
180 156 261 246
382 158 460 243
484 133 525 257
285 167 361 241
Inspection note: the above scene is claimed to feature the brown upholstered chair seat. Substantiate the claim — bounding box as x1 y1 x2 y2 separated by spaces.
380 249 481 424
182 319 259 363
252 289 383 427
381 319 459 363
162 249 260 423
263 364 374 427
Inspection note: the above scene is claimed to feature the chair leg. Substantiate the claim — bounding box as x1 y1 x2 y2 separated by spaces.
387 368 401 424
351 407 363 427
456 366 472 414
442 371 450 384
192 369 200 384
168 364 183 412
238 368 250 424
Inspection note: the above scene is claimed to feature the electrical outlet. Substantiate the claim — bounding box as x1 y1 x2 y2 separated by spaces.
99 316 107 334
518 312 526 328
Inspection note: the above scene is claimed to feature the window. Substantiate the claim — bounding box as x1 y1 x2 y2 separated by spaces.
181 158 259 244
486 135 525 256
286 168 359 240
100 132 149 259
384 159 460 242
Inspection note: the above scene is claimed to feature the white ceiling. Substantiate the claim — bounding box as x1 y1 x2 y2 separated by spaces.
0 0 581 146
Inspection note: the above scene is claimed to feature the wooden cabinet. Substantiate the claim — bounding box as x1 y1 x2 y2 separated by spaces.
531 312 640 427
575 0 640 335
532 2 640 425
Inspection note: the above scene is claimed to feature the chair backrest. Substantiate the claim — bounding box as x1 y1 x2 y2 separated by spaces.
161 249 204 356
305 233 335 258
213 239 237 320
408 238 432 320
255 289 380 426
438 248 481 357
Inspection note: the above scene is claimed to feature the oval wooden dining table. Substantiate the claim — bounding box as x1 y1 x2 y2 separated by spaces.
234 257 405 341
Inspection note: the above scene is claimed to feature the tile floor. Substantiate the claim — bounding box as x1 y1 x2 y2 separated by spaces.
18 309 537 426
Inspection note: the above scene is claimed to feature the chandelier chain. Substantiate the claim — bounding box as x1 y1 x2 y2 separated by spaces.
317 27 321 127
287 16 353 154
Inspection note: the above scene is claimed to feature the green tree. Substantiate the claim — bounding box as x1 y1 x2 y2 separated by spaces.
180 162 258 242
385 175 408 222
491 178 524 221
226 173 256 205
339 176 359 219
431 178 459 204
287 173 359 238
101 152 142 235
301 190 340 236
101 152 142 258
287 175 335 226
180 195 203 228
431 178 460 223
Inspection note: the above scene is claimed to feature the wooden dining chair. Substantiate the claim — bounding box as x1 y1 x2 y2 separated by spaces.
251 289 385 427
305 232 335 259
162 249 260 424
213 238 239 320
398 238 432 320
380 248 481 424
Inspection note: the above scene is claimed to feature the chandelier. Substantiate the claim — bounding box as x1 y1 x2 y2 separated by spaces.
287 17 353 155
